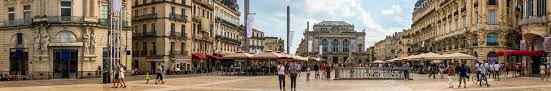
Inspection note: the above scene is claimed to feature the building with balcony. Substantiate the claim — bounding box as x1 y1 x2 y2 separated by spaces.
213 0 240 53
297 21 367 64
408 0 522 65
131 0 192 74
263 37 284 52
248 28 265 53
0 0 132 79
517 0 551 74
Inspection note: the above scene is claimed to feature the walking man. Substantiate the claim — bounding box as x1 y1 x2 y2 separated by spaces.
277 62 286 91
155 64 164 84
306 65 311 82
314 64 319 79
446 63 456 88
112 63 120 88
402 62 410 80
480 60 490 87
289 62 299 91
458 64 468 88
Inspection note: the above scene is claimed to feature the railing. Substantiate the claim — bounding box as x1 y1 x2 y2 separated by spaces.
518 16 548 26
144 32 156 37
47 16 84 24
334 67 406 80
0 71 100 81
99 18 108 26
133 33 143 37
3 19 33 27
215 35 239 43
132 13 158 21
170 51 188 55
170 13 187 22
51 38 79 43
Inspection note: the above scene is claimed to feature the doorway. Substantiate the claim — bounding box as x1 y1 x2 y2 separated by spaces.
53 49 78 79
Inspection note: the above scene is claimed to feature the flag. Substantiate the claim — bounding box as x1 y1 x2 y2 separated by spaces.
319 45 323 55
307 40 313 52
351 39 357 52
288 31 295 46
246 14 255 38
111 0 122 12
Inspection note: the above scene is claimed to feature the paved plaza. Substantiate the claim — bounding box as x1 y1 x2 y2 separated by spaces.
1 72 551 91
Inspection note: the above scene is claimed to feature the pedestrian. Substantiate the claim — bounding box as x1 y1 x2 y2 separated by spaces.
402 62 410 80
314 64 320 79
479 60 490 87
547 63 551 81
289 62 299 91
155 64 163 84
326 64 332 80
306 65 311 82
145 72 150 84
494 62 500 81
458 64 468 88
112 64 120 88
321 63 326 79
489 63 495 79
335 64 340 79
118 64 127 88
475 62 481 81
427 64 435 79
438 63 445 79
540 64 546 82
446 63 456 88
277 62 286 91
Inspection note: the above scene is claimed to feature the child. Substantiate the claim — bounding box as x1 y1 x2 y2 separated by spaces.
145 72 150 84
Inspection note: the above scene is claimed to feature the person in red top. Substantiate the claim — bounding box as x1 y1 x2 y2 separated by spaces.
320 63 326 79
447 63 456 88
326 64 332 80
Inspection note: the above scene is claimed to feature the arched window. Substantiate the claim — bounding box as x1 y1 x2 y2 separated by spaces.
343 39 349 52
321 39 328 53
15 33 23 46
56 31 76 43
332 39 339 52
486 32 499 46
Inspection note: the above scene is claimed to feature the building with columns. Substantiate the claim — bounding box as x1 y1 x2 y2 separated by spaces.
297 21 366 64
0 0 132 79
131 0 192 74
516 0 551 74
408 0 522 65
191 0 215 55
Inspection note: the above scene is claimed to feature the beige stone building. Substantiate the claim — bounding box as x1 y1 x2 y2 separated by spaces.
248 28 264 53
191 0 214 55
408 0 523 65
213 0 240 53
372 33 402 61
298 21 366 64
131 0 192 74
0 0 132 79
516 0 551 74
263 36 284 52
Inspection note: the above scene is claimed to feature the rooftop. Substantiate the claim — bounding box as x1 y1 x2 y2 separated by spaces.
315 21 352 26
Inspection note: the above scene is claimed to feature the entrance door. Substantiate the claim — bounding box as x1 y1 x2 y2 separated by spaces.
53 50 78 79
9 48 28 75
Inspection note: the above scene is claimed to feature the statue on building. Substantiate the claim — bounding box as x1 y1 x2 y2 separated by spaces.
89 30 96 54
40 30 50 55
83 28 90 55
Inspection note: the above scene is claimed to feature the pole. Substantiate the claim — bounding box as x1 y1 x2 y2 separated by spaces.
286 6 290 54
244 0 249 53
305 21 309 57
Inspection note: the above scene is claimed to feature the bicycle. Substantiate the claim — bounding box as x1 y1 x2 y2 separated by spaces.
470 73 479 85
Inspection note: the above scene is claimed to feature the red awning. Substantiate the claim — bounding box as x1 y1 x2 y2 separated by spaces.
192 53 207 60
497 50 545 56
207 54 224 60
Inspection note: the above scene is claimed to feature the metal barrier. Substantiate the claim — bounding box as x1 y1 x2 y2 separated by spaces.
0 71 100 81
334 67 406 80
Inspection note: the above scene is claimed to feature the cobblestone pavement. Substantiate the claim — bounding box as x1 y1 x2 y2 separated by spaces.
1 72 551 91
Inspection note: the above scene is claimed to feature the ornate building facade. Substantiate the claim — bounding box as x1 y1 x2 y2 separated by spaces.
213 0 240 53
131 0 192 74
297 21 366 64
191 0 214 54
408 0 522 64
0 0 132 79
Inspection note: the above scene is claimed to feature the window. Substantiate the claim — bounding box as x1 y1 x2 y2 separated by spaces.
181 25 185 36
171 6 176 14
526 0 534 17
143 0 147 4
23 5 31 19
171 23 175 33
488 10 497 24
475 12 479 24
16 33 23 45
151 23 156 33
61 1 72 16
152 42 156 55
321 39 328 53
537 0 546 16
473 35 479 46
486 32 499 46
488 0 497 5
333 57 338 64
343 39 349 52
8 7 14 21
332 39 339 52
462 16 466 29
101 4 108 19
151 7 156 14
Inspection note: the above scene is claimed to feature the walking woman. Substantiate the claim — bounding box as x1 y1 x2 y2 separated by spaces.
540 64 546 82
277 62 286 91
446 63 456 88
118 64 127 88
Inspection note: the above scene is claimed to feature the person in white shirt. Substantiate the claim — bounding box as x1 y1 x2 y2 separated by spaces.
489 63 495 79
277 62 286 91
493 63 501 81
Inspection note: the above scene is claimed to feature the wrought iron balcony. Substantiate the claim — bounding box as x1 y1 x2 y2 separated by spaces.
2 19 33 27
99 18 129 27
518 16 548 26
132 13 158 21
144 32 157 37
170 32 187 39
215 35 240 44
170 13 187 22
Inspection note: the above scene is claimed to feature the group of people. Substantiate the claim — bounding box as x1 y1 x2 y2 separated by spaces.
0 74 12 81
146 63 166 84
277 62 301 91
538 63 551 82
443 60 501 88
112 63 127 88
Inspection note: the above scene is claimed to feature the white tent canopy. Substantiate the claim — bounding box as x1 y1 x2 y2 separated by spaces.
440 52 476 60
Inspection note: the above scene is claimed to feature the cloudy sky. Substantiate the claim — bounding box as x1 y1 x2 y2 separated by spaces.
238 0 415 54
